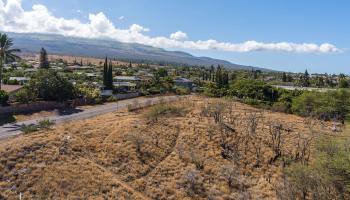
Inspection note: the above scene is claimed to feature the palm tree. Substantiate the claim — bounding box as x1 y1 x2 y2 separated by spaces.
0 33 21 90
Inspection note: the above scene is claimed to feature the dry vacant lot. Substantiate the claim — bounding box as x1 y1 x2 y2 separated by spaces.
0 96 338 199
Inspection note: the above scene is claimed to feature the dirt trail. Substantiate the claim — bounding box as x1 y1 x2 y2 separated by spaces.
133 124 182 181
79 157 152 200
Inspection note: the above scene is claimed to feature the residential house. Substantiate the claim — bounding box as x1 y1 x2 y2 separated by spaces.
113 76 142 93
174 78 194 90
9 77 31 85
1 84 23 94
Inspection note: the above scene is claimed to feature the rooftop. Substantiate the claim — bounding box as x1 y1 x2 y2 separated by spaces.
113 82 137 87
9 77 31 81
114 76 141 81
174 78 193 83
0 84 23 93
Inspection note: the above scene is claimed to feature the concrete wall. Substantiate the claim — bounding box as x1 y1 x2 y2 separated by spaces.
0 93 140 115
0 101 64 115
114 92 140 100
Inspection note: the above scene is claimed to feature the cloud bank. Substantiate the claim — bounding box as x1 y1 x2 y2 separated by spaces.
0 0 340 54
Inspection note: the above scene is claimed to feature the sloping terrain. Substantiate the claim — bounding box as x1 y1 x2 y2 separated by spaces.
0 96 335 199
8 32 262 70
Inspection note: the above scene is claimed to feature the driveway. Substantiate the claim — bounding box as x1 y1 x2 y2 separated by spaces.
0 95 182 139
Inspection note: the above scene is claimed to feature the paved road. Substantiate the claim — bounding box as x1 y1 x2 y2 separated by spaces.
0 95 181 139
273 85 336 92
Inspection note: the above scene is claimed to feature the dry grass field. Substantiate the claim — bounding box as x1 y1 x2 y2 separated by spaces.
21 53 141 67
0 96 338 199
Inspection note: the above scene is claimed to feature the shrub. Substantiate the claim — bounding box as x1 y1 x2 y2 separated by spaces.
7 79 18 85
21 124 38 134
272 101 290 113
242 98 262 106
75 84 101 102
175 87 191 95
38 119 55 130
273 89 302 113
20 119 55 134
15 88 37 104
148 87 161 95
292 90 350 121
285 136 350 199
27 69 76 102
0 90 9 106
339 79 349 88
145 104 187 122
203 82 226 97
229 79 279 103
106 96 117 102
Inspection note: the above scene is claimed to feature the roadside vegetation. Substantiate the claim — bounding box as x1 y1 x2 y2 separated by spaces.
145 103 188 122
283 134 350 199
203 75 350 123
20 119 55 134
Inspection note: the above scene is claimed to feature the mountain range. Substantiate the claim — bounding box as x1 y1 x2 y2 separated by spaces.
8 32 266 70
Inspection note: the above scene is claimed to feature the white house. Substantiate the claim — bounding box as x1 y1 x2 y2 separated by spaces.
9 77 31 85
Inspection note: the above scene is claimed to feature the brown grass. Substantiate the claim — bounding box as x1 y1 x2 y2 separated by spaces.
0 96 338 199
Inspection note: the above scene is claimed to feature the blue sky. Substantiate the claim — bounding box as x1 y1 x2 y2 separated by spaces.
11 0 350 73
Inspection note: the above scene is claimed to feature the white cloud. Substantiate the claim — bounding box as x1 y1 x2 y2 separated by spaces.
170 31 188 41
129 24 149 33
119 16 124 20
0 0 341 54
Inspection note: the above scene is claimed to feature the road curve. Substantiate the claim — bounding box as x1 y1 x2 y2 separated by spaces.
0 95 182 140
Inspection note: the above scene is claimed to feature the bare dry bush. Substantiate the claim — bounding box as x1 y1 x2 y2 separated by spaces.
177 169 205 198
209 101 226 124
200 101 210 117
206 126 216 141
127 132 151 164
190 150 206 170
59 135 71 155
220 138 242 165
221 163 240 189
245 111 263 136
294 134 313 165
267 122 287 164
275 176 298 200
252 138 263 168
175 142 183 157
150 132 160 148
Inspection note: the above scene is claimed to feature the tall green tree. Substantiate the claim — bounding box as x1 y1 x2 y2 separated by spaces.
0 33 21 89
25 70 75 102
106 60 114 90
222 71 229 86
103 57 108 87
39 48 49 69
282 72 287 82
104 60 113 90
210 65 215 81
215 65 223 86
300 70 310 87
